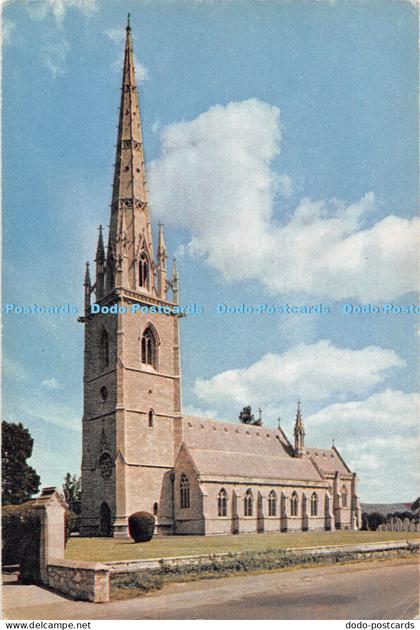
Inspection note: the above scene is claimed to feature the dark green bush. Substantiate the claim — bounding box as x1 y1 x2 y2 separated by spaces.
2 501 38 566
128 511 155 543
2 500 73 583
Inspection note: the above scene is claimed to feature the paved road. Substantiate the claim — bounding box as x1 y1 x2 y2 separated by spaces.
3 558 419 620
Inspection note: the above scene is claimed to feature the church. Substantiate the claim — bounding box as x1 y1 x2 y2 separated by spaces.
79 18 361 538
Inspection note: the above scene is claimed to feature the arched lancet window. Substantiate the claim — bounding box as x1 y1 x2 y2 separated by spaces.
153 502 159 516
310 492 318 516
217 488 228 517
268 490 277 517
244 489 253 517
141 326 157 369
180 474 190 509
290 491 298 517
148 409 155 428
139 252 149 288
341 485 348 508
100 329 109 368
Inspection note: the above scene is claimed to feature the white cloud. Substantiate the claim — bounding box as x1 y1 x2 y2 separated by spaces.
307 388 419 429
6 393 81 433
149 99 420 301
183 404 218 419
21 0 97 75
2 17 16 45
306 390 419 501
3 356 28 382
26 0 98 23
41 377 61 390
41 38 70 77
194 340 404 407
105 28 149 83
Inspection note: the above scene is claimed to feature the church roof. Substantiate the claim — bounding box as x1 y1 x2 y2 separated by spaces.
187 447 325 482
305 447 351 475
180 416 328 483
182 416 292 456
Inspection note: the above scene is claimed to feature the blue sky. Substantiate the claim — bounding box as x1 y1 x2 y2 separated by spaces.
2 0 419 502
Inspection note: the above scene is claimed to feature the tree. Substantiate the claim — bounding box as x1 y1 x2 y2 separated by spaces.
361 512 369 530
411 497 420 513
366 511 386 531
239 406 255 425
62 473 82 515
2 421 40 505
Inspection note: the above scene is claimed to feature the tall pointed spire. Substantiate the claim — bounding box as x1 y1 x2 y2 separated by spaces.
294 399 305 457
95 225 105 300
84 262 91 316
106 17 154 293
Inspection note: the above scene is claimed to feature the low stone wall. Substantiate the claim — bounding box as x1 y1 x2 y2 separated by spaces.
47 559 110 603
106 540 419 575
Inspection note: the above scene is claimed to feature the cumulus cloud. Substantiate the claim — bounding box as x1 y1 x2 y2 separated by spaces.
194 340 404 407
26 0 98 23
2 17 16 45
3 356 28 382
40 38 70 77
183 404 218 419
41 377 61 390
306 391 419 501
149 99 419 301
307 388 419 429
105 28 149 82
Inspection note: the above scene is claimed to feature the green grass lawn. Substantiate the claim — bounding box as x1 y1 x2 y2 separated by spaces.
66 530 420 563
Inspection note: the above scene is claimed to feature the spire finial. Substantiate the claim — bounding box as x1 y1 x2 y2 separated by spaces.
127 13 131 32
84 261 91 286
294 399 305 455
172 256 179 280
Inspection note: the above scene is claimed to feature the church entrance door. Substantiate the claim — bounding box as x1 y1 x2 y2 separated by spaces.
99 501 112 537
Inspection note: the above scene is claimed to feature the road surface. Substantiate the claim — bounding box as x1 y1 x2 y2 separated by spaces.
3 558 419 620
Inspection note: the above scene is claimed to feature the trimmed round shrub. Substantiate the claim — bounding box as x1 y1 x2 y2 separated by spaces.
128 511 155 543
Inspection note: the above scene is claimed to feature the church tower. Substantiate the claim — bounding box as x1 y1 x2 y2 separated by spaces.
80 16 181 538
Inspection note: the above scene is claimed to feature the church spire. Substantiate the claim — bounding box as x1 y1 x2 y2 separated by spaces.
84 262 91 316
95 225 105 300
106 17 154 293
294 400 305 457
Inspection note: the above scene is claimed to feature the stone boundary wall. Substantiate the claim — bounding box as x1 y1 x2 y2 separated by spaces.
105 540 420 574
42 540 418 602
47 559 110 603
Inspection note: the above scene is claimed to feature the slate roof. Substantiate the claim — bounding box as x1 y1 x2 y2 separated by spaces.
187 447 325 482
179 416 344 483
305 447 351 475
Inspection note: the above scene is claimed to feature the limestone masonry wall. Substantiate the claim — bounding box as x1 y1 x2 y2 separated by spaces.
47 559 110 603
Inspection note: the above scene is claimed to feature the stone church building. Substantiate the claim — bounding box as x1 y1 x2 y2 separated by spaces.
80 19 361 537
